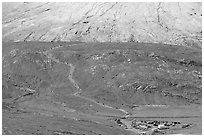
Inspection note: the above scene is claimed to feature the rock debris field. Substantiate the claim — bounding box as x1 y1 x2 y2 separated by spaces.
2 2 202 135
2 41 202 135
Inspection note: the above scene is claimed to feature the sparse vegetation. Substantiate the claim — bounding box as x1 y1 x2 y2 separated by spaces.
2 42 202 135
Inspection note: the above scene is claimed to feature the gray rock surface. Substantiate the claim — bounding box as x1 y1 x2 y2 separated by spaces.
2 2 202 48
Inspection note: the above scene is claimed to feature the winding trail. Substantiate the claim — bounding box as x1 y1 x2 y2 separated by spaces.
67 63 82 96
43 50 129 115
67 63 129 115
41 47 130 116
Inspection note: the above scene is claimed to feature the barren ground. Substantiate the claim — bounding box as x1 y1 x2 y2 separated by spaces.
2 42 202 135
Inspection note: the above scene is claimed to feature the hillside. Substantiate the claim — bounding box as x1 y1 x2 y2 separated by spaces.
2 42 202 134
2 2 202 48
2 2 202 135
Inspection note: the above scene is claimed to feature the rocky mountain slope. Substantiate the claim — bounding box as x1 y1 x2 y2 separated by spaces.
2 42 202 134
3 42 201 107
2 2 202 135
2 2 202 48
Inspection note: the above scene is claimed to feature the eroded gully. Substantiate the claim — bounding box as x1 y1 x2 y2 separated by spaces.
67 63 129 116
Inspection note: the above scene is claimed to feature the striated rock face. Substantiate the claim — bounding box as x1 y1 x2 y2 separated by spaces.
2 2 202 48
